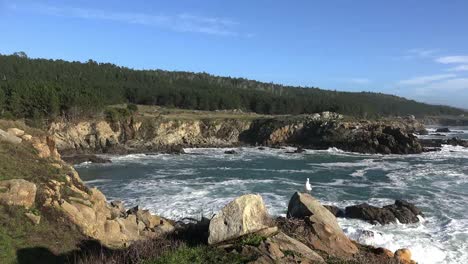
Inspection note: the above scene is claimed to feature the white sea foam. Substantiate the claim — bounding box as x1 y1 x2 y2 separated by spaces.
76 144 468 264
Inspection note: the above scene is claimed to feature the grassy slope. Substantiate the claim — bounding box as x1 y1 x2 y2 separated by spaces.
0 137 85 264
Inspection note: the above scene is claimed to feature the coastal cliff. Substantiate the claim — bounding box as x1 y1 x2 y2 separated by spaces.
49 112 426 155
50 118 251 154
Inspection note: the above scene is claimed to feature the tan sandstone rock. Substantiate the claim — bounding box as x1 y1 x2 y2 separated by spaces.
395 248 414 264
246 231 325 263
267 232 324 262
31 136 61 160
21 134 32 141
7 128 25 137
0 128 22 144
0 179 37 209
287 192 358 258
116 214 140 241
208 194 273 245
25 212 41 225
136 209 162 229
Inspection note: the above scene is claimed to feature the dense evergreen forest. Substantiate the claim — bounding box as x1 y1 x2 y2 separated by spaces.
0 52 465 121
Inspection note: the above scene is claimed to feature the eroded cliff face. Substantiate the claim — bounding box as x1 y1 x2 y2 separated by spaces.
49 113 426 155
50 118 252 154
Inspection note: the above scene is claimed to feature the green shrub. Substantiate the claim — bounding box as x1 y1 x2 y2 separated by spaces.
127 103 138 112
236 234 266 247
104 107 131 123
146 245 248 264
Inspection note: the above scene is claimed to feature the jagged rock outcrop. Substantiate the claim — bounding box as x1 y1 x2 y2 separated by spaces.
243 117 424 154
43 169 174 248
1 127 173 249
48 113 427 155
286 192 358 258
208 194 274 245
0 179 37 209
344 200 424 225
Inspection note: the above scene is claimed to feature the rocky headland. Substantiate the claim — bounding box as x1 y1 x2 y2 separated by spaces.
48 112 431 157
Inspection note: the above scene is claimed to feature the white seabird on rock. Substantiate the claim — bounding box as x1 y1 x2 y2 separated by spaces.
305 178 312 192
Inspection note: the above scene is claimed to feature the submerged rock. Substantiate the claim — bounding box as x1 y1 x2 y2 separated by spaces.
208 194 273 245
436 127 451 133
62 154 112 165
286 192 358 258
224 150 237 154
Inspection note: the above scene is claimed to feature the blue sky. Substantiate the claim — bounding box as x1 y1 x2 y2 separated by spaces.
1 0 468 109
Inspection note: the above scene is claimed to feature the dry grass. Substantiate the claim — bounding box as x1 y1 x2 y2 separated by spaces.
110 104 268 121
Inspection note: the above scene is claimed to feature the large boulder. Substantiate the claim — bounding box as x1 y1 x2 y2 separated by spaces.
345 200 423 225
0 128 22 144
286 192 358 258
208 194 273 245
0 179 37 209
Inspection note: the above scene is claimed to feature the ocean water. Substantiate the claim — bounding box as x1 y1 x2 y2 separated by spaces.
76 129 468 264
422 126 468 140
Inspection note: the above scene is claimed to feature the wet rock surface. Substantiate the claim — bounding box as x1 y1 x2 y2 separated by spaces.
342 200 423 225
420 137 468 150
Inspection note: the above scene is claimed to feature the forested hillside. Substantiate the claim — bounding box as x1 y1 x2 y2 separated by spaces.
0 52 465 121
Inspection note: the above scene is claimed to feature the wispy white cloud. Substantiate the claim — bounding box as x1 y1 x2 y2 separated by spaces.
408 48 439 58
415 78 468 92
398 75 468 109
447 65 468 72
347 78 371 84
7 3 242 36
399 74 456 85
395 48 439 61
436 56 468 64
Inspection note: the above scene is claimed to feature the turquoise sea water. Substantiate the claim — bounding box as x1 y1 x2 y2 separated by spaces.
76 129 468 264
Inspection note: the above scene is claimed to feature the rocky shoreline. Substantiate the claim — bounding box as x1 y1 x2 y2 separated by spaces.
0 124 424 263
